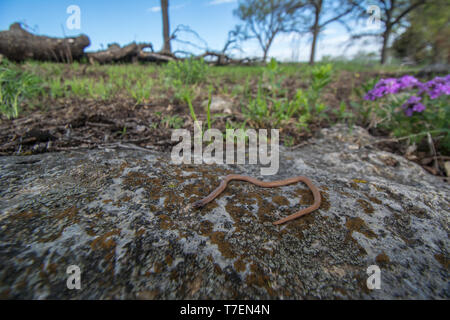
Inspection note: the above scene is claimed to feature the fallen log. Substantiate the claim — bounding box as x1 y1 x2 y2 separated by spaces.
138 51 176 63
87 42 139 64
0 23 90 62
86 42 169 64
200 51 260 66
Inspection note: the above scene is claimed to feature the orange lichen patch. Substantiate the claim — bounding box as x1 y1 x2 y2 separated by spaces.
0 289 11 299
319 190 331 211
293 187 330 211
102 199 113 204
46 263 58 274
234 257 247 272
119 195 132 203
159 214 175 230
295 188 314 206
272 195 290 206
355 274 371 294
39 227 66 243
256 198 278 224
38 207 80 243
12 210 37 220
153 262 163 273
165 255 173 266
187 274 203 296
279 213 316 239
408 206 428 219
136 228 146 237
340 191 353 197
177 230 190 240
163 191 183 210
225 202 251 226
365 193 382 205
231 190 257 206
375 252 390 265
123 171 160 188
85 228 97 237
345 217 377 239
353 179 368 184
209 231 236 259
213 264 223 275
136 289 160 300
357 199 374 215
434 254 449 269
245 191 264 205
334 287 348 297
379 155 399 167
55 206 78 220
90 229 121 250
119 161 129 173
349 182 359 190
170 269 178 280
198 220 213 235
246 263 276 296
183 183 209 198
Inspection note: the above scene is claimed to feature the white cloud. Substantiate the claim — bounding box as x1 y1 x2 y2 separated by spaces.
147 6 161 13
208 0 237 6
147 3 188 13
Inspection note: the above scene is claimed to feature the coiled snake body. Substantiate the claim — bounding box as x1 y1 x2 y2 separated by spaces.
193 175 321 225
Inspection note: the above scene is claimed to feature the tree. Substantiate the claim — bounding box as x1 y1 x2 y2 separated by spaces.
234 0 306 62
352 0 426 64
161 0 171 53
392 0 450 64
304 0 356 65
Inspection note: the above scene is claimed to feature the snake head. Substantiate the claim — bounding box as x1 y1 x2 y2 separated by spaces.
192 200 205 209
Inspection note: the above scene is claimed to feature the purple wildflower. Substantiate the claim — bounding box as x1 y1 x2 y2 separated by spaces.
401 95 426 116
364 75 419 100
365 74 450 101
419 75 450 99
398 75 419 88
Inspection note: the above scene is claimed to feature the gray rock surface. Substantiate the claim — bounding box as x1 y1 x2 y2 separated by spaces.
201 96 233 114
0 125 448 299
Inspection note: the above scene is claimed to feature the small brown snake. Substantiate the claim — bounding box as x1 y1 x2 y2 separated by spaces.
193 175 321 225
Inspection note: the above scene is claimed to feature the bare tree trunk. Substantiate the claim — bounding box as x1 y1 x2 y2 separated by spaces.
309 24 319 65
263 47 269 62
309 1 322 65
381 27 391 65
161 0 171 54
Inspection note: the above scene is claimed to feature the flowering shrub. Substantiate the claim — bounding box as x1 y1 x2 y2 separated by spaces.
363 74 449 153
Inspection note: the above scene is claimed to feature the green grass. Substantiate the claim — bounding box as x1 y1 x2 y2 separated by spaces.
0 60 43 119
2 58 431 150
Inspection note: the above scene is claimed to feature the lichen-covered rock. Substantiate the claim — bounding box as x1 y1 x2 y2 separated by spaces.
0 125 448 299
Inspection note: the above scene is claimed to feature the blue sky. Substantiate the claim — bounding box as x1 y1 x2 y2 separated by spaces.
0 0 380 61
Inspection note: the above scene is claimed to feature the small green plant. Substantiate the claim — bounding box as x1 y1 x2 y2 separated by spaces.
184 92 199 125
308 64 332 113
47 77 65 99
126 79 152 104
162 115 184 129
164 58 208 85
243 81 270 126
224 119 249 143
206 86 213 131
0 61 43 119
333 101 355 125
242 63 332 129
284 135 295 147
